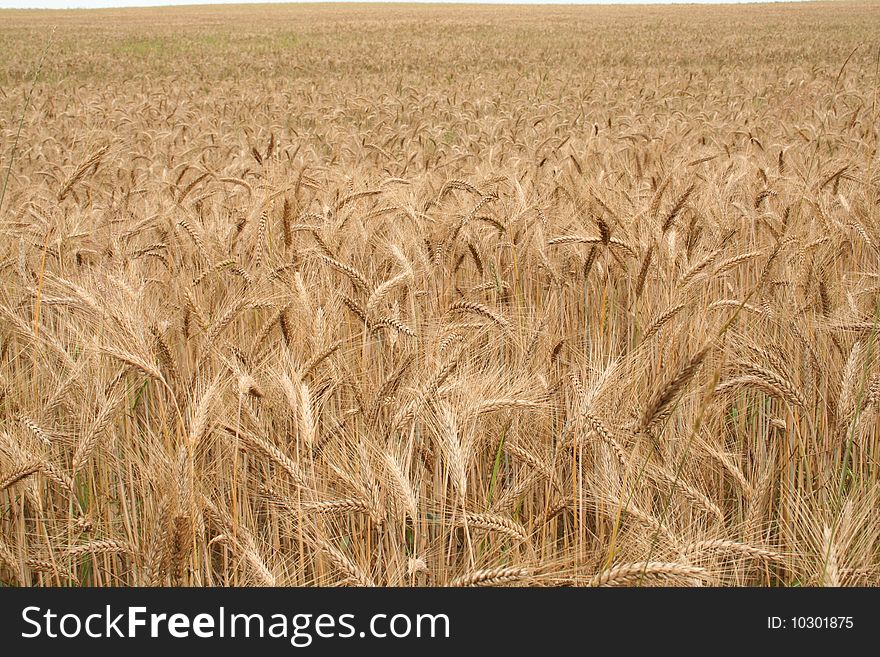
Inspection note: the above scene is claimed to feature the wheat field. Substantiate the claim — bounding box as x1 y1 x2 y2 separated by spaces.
1 2 879 587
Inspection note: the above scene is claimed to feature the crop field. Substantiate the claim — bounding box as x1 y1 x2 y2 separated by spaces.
1 2 879 587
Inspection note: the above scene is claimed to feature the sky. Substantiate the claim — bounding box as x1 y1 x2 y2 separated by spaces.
0 0 795 8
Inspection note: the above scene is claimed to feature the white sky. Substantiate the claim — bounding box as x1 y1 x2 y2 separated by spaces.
0 0 797 8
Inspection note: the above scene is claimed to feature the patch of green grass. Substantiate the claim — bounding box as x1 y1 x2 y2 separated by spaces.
113 36 174 59
199 32 233 50
271 31 301 50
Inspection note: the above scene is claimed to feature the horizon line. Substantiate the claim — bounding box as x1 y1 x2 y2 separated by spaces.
0 0 819 10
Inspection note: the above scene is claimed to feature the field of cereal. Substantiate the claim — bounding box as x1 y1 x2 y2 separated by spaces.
1 2 880 586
